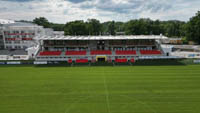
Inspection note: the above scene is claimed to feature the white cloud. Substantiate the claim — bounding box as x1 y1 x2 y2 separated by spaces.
0 0 199 23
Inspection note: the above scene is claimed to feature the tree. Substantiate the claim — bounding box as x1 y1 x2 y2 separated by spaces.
125 19 150 35
115 22 125 32
186 11 200 44
87 19 102 35
32 16 189 38
50 23 65 31
163 20 186 37
151 20 164 35
33 17 50 28
108 21 116 35
64 20 89 35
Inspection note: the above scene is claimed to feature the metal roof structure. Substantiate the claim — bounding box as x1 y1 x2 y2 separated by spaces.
173 45 200 51
35 35 168 41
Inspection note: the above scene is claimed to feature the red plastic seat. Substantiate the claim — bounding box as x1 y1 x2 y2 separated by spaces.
76 59 88 63
116 50 136 55
90 50 112 55
39 51 62 56
66 51 86 55
140 50 161 55
115 58 127 63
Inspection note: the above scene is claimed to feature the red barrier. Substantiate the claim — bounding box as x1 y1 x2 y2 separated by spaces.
130 59 135 63
91 50 112 55
116 50 136 55
68 59 73 63
66 51 86 55
140 50 161 55
115 58 127 63
76 59 88 63
39 51 62 56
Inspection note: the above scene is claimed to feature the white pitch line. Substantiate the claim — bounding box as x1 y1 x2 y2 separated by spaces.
87 83 95 113
102 68 111 113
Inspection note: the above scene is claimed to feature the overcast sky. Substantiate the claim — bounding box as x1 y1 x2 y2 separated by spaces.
0 0 199 23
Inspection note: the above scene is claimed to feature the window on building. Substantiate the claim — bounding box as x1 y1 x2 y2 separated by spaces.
14 46 21 49
6 46 12 49
5 41 11 44
15 41 20 44
28 30 34 33
13 31 19 34
22 35 26 38
30 35 33 38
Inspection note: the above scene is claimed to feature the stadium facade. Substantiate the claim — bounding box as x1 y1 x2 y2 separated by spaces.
34 35 172 63
1 20 198 62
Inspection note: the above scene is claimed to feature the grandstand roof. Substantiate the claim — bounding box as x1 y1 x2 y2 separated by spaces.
35 35 168 40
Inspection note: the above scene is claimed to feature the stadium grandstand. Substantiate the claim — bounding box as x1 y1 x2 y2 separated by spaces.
35 35 173 63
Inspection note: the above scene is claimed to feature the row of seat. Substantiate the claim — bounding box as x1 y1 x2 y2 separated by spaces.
39 50 161 56
140 50 161 55
39 51 62 56
67 58 135 63
66 51 87 55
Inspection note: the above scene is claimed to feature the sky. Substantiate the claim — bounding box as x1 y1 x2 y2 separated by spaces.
0 0 199 23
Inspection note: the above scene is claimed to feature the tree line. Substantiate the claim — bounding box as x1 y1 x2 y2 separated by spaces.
32 11 200 44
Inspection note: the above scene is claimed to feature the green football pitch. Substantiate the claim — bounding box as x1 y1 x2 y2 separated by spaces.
0 65 200 113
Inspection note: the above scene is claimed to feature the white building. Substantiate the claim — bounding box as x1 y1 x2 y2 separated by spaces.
170 45 200 59
2 22 47 49
0 22 54 60
0 19 15 24
53 31 64 36
0 25 4 49
44 28 54 36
